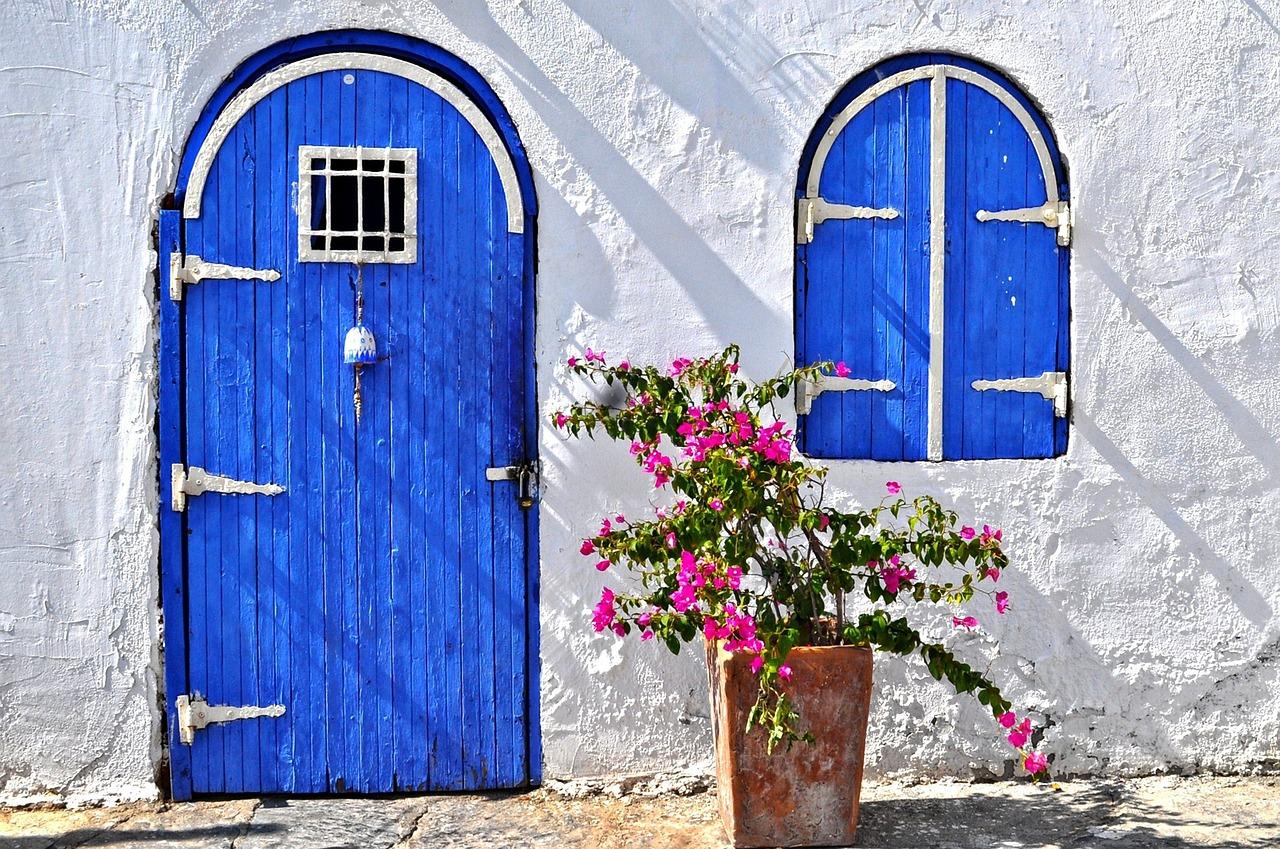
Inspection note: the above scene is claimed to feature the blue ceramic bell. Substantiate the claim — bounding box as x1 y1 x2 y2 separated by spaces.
343 324 377 365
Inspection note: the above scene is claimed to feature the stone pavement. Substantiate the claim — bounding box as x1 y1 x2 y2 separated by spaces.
1 775 1276 849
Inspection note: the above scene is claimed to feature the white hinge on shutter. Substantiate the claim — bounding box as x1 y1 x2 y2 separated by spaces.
169 252 281 301
175 694 285 745
971 371 1068 417
795 375 896 415
975 201 1071 246
170 464 285 512
796 196 899 244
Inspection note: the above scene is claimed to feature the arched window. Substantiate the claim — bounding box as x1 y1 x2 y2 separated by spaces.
795 54 1069 461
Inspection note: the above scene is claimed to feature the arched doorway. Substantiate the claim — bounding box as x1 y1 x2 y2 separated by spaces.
158 31 539 798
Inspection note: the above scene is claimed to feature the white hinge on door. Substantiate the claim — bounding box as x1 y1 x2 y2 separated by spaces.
975 201 1072 246
971 371 1069 417
795 375 896 415
486 460 539 509
169 252 281 301
175 694 285 745
170 464 285 512
796 196 899 244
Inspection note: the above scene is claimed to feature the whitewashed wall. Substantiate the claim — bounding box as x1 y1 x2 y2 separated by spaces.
1 0 1277 803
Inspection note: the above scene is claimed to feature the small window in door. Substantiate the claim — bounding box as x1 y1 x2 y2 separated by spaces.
298 145 417 263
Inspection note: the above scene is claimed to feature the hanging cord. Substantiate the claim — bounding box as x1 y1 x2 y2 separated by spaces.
353 263 365 422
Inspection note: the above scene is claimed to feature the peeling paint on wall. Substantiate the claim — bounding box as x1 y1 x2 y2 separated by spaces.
1 0 1277 803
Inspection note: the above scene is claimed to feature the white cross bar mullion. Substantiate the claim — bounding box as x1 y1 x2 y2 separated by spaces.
927 67 946 462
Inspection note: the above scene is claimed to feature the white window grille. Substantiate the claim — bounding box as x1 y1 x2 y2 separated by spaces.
297 145 418 263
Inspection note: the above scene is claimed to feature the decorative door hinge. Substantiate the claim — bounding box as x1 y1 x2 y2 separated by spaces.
175 694 285 745
796 196 899 244
486 460 540 509
975 201 1072 246
971 371 1069 417
169 252 281 301
795 375 896 415
170 464 285 512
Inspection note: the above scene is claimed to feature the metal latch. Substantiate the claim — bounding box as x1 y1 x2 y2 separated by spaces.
795 375 896 415
171 464 285 512
796 196 899 244
486 461 539 509
975 201 1072 246
175 694 285 745
971 371 1069 417
169 252 281 301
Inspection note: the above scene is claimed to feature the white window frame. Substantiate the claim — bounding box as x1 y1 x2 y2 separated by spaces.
297 145 418 264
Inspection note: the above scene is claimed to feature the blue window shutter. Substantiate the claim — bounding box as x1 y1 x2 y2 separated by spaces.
797 55 1068 461
798 80 931 460
943 75 1068 459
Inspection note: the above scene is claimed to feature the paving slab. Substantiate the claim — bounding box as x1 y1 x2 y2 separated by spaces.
0 776 1275 849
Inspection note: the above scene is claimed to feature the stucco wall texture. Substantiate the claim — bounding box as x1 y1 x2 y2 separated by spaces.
1 0 1277 804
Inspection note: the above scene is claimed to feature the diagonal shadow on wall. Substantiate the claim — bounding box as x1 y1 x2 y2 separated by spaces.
431 1 779 337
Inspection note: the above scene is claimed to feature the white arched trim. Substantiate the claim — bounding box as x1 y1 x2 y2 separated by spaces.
183 52 525 234
804 64 1059 207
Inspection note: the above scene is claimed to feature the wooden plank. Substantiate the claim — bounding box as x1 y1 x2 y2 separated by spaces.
334 68 360 792
295 71 328 793
383 72 418 790
353 67 393 791
157 208 192 800
183 175 211 795
870 89 906 461
252 86 279 793
438 98 465 792
902 78 932 461
423 88 451 790
229 110 259 794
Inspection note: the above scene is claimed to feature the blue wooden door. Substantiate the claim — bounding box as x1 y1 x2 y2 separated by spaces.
797 56 1069 460
166 53 534 795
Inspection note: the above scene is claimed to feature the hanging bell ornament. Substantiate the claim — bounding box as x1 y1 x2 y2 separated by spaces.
344 324 377 421
343 324 378 366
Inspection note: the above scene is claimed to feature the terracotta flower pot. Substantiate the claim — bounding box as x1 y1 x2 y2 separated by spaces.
707 643 874 848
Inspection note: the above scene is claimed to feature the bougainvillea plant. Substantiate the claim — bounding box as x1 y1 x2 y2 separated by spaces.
553 345 1050 778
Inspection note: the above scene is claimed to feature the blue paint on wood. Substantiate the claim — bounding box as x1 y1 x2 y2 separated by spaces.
163 36 538 796
158 209 192 801
797 54 1068 460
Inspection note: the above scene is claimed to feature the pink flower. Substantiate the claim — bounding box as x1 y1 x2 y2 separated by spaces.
592 588 616 632
584 347 605 364
669 357 693 377
726 565 743 590
619 360 631 371
998 711 1018 729
1023 751 1048 774
709 499 724 511
750 655 764 674
995 591 1009 614
1007 718 1032 748
566 356 579 367
985 567 1001 583
641 630 654 641
580 539 595 556
778 664 793 681
886 481 901 495
960 526 975 540
835 361 851 378
665 532 677 549
818 514 829 531
728 363 739 374
595 560 609 572
952 615 979 630
599 517 613 535
554 412 568 428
